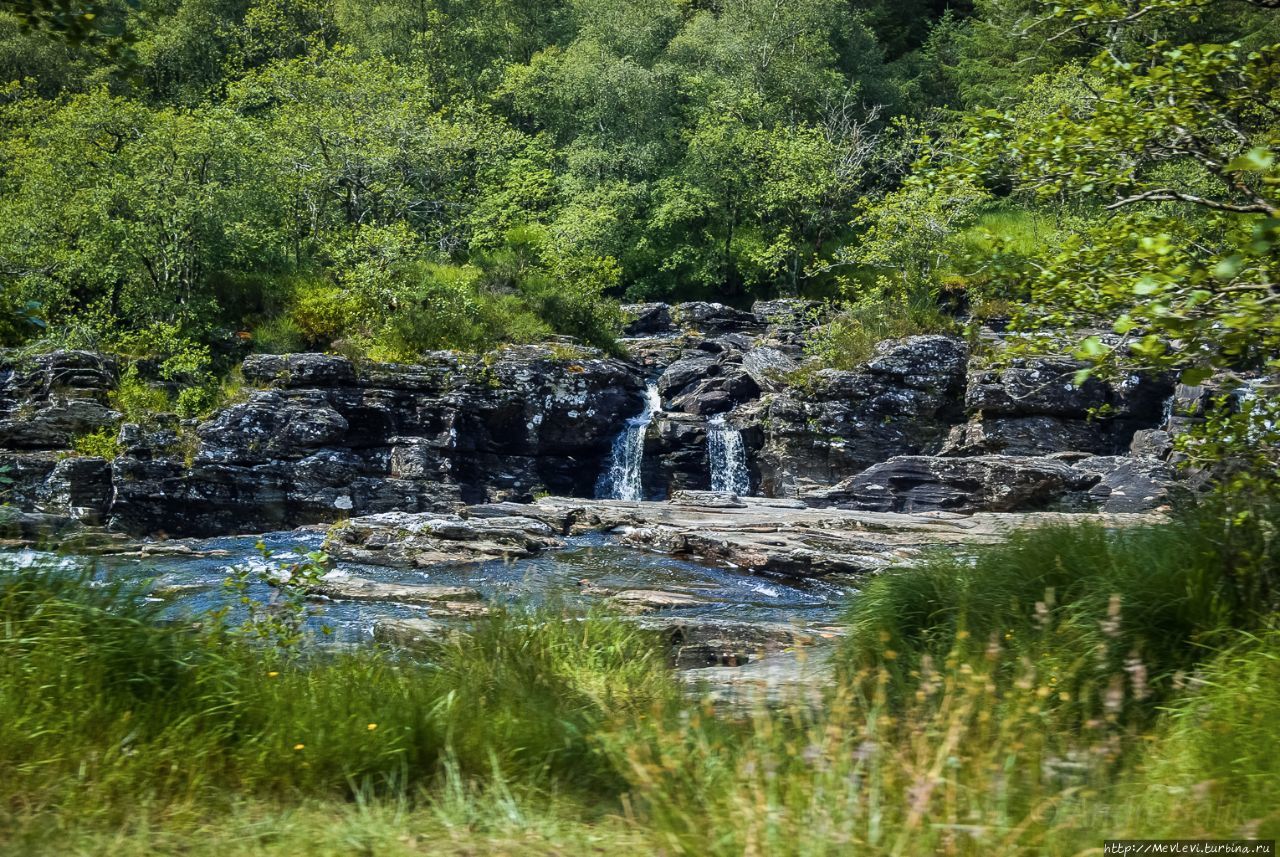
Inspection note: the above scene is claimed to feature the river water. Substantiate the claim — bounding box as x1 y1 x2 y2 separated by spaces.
0 531 853 643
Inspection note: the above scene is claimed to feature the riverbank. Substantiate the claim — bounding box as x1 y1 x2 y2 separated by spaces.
3 502 1277 856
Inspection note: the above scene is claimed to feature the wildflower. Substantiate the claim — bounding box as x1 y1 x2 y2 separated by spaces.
367 723 378 731
268 671 279 678
294 744 305 751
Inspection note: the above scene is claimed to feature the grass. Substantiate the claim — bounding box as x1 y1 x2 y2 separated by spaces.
801 295 957 372
1 501 1278 854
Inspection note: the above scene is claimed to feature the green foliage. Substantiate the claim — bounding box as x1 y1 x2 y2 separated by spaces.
221 540 332 651
109 365 172 423
803 293 955 370
839 501 1280 721
72 426 121 459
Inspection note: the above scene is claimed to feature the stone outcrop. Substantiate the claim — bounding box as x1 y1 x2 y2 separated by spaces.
810 455 1098 514
107 348 643 536
754 336 969 496
0 301 1202 537
325 510 563 567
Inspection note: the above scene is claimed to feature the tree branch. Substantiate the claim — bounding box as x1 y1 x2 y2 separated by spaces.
1105 188 1278 215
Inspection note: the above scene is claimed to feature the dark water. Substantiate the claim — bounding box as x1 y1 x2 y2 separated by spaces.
0 532 853 642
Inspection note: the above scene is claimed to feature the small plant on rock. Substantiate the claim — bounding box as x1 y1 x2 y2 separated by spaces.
220 541 333 652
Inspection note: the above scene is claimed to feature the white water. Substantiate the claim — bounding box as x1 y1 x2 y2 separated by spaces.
596 384 661 501
708 414 751 495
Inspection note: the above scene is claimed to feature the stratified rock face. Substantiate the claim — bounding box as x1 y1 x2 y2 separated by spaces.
810 454 1098 514
0 351 120 522
0 302 1201 538
0 351 120 450
959 357 1173 456
109 348 643 536
756 336 969 496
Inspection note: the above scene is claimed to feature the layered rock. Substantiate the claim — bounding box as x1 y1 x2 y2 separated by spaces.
109 348 643 536
754 336 969 496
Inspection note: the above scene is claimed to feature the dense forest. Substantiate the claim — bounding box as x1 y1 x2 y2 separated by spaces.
2 0 1276 403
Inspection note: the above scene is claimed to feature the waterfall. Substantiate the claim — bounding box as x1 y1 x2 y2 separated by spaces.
708 414 750 495
596 383 661 501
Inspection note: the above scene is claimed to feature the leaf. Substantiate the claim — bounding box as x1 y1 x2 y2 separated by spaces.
1112 314 1137 334
1224 147 1276 173
1180 366 1213 385
1212 255 1244 282
1075 335 1109 360
1133 276 1162 296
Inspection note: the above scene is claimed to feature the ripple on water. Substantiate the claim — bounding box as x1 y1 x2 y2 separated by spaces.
0 530 853 644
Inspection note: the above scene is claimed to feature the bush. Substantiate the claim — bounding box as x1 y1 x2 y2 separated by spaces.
803 293 954 370
109 365 173 423
72 427 121 459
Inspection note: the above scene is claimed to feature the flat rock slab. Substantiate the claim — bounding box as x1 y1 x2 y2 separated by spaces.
456 496 1164 578
311 572 482 605
609 589 720 614
326 497 1162 581
326 511 563 567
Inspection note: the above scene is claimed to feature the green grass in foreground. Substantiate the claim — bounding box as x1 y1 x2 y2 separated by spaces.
1 502 1278 855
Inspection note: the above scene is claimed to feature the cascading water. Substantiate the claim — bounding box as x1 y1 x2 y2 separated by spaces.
708 414 751 496
596 384 661 501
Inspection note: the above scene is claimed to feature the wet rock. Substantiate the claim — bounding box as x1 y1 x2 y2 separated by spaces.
326 511 563 567
311 572 482 605
610 589 717 614
816 455 1096 514
372 617 451 647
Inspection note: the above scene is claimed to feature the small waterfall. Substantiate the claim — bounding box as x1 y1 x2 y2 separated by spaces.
708 414 750 495
596 384 661 501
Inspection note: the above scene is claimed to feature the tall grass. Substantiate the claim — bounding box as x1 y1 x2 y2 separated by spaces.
0 571 672 831
2 503 1278 854
840 503 1280 721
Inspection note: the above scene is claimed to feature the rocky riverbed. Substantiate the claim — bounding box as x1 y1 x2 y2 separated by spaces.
0 299 1250 699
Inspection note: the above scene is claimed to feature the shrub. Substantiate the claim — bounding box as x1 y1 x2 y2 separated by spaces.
72 427 121 459
109 365 173 423
803 293 954 370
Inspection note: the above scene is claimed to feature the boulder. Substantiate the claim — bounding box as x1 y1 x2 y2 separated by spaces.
940 415 1114 457
325 511 563 567
311 573 482 605
741 347 797 392
1073 455 1181 512
757 336 968 494
621 303 674 337
671 302 764 335
814 454 1097 514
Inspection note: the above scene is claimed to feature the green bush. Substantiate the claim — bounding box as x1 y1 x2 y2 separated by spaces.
109 365 173 423
72 427 121 459
803 293 955 371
